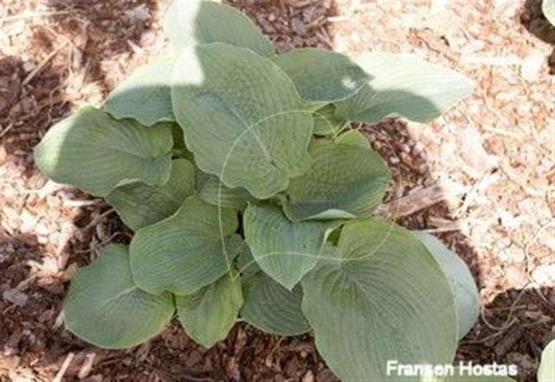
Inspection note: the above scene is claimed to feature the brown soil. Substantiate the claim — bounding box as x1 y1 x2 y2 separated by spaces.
1 0 553 381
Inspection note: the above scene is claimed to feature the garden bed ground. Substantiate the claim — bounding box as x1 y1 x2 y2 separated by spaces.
0 0 553 381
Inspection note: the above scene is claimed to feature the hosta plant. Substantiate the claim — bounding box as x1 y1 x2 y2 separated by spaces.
35 1 479 380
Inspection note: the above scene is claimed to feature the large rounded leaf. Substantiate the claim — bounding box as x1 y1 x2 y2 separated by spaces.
106 159 196 231
241 272 310 336
172 43 313 199
196 170 254 210
539 340 555 382
282 139 390 221
130 196 240 295
244 203 337 290
301 218 458 382
63 245 174 349
272 48 369 103
176 273 243 348
35 107 173 197
335 52 473 124
103 56 175 126
163 0 274 56
414 231 480 339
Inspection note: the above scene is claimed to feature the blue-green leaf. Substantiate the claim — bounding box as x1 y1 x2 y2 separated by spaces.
34 106 173 197
312 104 348 136
335 52 473 124
244 203 337 289
130 196 240 295
164 0 274 56
335 129 370 148
241 272 310 336
539 340 555 382
106 159 195 231
104 56 176 126
282 139 390 221
176 273 243 348
63 245 174 349
172 43 313 199
272 48 369 103
414 231 480 339
543 0 555 25
301 218 458 382
196 170 254 210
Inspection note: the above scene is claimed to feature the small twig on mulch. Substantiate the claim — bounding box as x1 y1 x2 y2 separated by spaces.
82 208 115 232
378 184 447 219
22 41 70 86
481 287 528 332
52 352 75 382
0 123 15 139
494 326 524 357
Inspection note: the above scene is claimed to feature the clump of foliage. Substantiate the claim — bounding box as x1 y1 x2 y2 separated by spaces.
35 0 480 380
